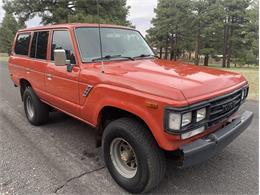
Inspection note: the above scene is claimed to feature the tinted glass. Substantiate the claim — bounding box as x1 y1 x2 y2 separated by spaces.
30 32 37 58
36 31 49 59
51 30 75 64
75 28 154 62
30 31 49 59
15 33 31 55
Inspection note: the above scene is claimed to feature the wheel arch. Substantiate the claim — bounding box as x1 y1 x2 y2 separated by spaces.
95 105 153 147
19 78 32 101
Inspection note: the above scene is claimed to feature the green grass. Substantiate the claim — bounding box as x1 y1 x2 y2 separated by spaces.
0 53 9 61
209 65 259 101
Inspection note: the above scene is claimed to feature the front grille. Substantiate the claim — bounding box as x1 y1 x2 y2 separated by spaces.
208 90 242 126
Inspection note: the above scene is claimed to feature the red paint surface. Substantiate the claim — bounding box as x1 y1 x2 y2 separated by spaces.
8 24 248 151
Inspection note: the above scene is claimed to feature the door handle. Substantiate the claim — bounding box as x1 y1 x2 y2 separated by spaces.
46 73 52 80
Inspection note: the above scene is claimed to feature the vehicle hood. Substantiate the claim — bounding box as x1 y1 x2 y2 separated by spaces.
82 59 247 104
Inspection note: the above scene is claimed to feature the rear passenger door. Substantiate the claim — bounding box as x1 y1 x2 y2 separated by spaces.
45 29 80 117
28 31 50 100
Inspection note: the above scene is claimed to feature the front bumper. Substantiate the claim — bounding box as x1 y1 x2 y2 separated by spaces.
176 111 253 168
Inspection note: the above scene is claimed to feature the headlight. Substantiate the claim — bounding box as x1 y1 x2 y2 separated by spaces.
182 112 192 126
165 106 207 133
196 108 206 122
168 113 181 130
168 112 192 131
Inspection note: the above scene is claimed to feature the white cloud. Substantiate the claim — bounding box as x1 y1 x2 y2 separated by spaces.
127 0 157 35
25 16 41 27
0 0 5 24
0 0 158 34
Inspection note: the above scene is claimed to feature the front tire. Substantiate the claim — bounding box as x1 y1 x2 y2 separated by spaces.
102 118 166 193
23 87 49 125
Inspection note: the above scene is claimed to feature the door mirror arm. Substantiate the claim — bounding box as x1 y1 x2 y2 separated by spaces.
66 63 74 72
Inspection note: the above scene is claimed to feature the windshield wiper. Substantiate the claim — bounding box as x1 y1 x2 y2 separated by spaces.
133 54 160 59
92 54 134 62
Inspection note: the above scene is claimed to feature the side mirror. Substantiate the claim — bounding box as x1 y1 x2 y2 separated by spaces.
54 49 67 66
54 49 74 72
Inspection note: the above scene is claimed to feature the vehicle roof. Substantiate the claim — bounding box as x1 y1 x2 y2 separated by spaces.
18 23 134 32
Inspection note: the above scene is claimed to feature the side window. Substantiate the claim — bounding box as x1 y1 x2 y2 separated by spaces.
51 30 76 64
30 31 49 60
15 33 31 55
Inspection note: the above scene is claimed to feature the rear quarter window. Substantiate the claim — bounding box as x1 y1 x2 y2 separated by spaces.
14 33 31 56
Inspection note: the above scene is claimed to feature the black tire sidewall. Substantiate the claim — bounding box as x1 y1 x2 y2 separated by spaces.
23 88 37 123
23 87 48 125
103 124 150 193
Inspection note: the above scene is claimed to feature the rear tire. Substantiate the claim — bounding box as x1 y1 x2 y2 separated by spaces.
23 87 49 125
102 117 166 193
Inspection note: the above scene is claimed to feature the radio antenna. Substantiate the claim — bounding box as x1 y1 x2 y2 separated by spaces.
96 0 105 73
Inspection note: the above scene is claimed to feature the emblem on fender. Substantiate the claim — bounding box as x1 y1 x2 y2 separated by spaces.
83 85 93 97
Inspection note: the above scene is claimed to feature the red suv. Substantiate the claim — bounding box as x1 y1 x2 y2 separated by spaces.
8 23 253 193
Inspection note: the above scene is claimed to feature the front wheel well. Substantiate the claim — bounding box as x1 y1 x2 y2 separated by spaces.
20 79 31 101
96 106 151 147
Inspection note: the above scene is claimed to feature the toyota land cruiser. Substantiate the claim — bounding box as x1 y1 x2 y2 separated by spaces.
8 23 253 193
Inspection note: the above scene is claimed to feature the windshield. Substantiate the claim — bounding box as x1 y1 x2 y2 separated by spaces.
75 27 154 62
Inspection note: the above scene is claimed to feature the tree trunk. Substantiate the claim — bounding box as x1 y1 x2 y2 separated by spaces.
164 36 169 59
188 52 191 61
170 34 174 60
173 34 177 61
222 16 230 67
159 47 162 58
204 54 209 66
170 50 173 60
66 4 69 23
227 17 234 68
226 41 231 68
222 24 227 67
195 24 200 65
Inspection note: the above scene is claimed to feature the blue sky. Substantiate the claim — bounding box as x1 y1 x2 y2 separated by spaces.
0 0 157 35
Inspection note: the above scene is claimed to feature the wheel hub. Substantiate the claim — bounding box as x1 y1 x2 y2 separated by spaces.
110 138 138 178
120 150 131 162
26 96 34 119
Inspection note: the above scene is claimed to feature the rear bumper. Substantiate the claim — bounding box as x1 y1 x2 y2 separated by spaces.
177 111 253 168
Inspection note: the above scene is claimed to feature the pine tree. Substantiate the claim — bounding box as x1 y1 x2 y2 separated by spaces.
3 0 131 26
193 0 224 66
147 0 258 67
0 12 23 53
147 0 192 60
221 0 251 67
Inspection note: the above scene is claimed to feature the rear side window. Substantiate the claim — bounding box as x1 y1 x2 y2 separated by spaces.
51 30 76 64
15 33 31 55
30 31 49 60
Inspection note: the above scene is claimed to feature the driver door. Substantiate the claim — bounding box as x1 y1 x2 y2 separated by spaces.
45 29 80 117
